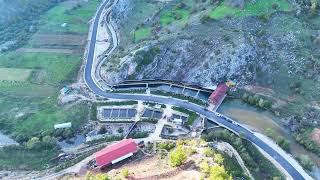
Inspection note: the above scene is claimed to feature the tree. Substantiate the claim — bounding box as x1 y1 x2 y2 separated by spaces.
242 93 249 102
258 98 265 108
209 165 232 180
42 135 56 148
214 153 224 165
25 137 41 150
169 145 187 167
203 147 215 157
265 128 275 138
297 155 314 171
99 126 107 134
117 127 124 134
122 168 129 178
85 172 110 180
200 161 210 175
277 136 291 152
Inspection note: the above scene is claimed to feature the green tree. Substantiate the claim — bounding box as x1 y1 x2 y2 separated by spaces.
25 137 41 150
200 160 210 175
277 136 291 152
117 127 124 134
122 168 129 178
297 155 314 171
203 147 215 157
258 98 265 108
265 128 275 138
209 165 232 180
42 135 56 148
169 145 187 167
214 153 224 165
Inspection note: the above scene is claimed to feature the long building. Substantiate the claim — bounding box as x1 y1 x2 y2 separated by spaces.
208 83 228 104
95 138 138 167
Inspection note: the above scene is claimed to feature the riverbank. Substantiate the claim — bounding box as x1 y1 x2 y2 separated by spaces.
219 99 320 179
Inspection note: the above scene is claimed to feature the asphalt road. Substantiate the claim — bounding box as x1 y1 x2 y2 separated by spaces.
84 0 309 179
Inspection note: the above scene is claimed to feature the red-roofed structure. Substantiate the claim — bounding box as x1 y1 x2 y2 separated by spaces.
208 83 228 104
95 138 138 167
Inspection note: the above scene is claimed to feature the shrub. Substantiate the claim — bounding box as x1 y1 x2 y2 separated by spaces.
122 168 129 178
169 145 187 167
25 137 41 150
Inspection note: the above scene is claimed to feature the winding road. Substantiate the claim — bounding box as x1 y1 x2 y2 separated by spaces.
83 0 312 179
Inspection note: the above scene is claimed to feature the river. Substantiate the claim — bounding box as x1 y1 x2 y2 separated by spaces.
218 99 320 179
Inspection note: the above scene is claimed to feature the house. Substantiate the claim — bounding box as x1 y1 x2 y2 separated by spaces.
208 83 228 104
95 138 138 167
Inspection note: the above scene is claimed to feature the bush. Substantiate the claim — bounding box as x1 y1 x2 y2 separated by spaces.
169 145 187 167
210 165 232 180
296 155 314 171
25 137 41 150
122 168 129 178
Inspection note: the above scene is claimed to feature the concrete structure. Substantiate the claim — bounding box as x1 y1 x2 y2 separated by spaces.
95 138 138 167
208 83 228 104
54 122 72 129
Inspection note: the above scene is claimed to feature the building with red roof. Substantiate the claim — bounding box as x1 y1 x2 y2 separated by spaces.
95 138 138 167
208 83 228 104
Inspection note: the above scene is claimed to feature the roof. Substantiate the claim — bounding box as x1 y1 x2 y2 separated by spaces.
95 138 137 166
208 83 228 104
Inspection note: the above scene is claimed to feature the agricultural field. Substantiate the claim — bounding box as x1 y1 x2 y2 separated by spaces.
0 68 33 82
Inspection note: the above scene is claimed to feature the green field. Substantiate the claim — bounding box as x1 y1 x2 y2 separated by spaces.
0 52 81 85
0 68 33 82
134 27 152 42
160 9 190 26
209 0 291 19
38 0 101 33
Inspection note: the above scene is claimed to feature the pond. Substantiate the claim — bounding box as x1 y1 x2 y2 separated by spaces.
218 99 320 179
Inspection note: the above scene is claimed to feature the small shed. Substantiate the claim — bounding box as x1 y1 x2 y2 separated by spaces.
54 122 72 129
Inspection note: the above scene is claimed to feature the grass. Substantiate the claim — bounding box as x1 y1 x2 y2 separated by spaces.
0 82 56 97
2 101 89 138
134 27 152 43
0 68 33 82
0 147 58 170
209 0 291 19
172 106 198 126
118 0 159 47
0 52 81 85
38 0 101 33
160 9 190 26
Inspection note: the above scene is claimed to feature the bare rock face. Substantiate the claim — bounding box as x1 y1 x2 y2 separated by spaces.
111 0 133 24
226 0 245 9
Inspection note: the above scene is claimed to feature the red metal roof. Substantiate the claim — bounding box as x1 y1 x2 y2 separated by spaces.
208 83 228 104
95 138 138 166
